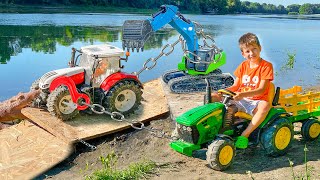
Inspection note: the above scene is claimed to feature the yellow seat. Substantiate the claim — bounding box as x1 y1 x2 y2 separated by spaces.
234 82 275 120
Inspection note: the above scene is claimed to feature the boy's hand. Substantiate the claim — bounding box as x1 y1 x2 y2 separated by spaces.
233 92 244 101
210 92 222 102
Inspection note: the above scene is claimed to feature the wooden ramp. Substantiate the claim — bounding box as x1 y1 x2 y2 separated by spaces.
0 78 169 179
160 80 205 120
0 121 73 180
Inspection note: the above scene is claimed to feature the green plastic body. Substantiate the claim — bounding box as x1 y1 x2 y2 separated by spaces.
170 103 225 156
178 51 226 75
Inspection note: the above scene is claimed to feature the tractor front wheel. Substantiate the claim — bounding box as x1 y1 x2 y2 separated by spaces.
104 81 142 115
260 118 293 157
47 86 79 121
301 119 320 141
206 137 235 171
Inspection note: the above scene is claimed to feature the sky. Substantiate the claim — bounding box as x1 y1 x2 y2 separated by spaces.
245 0 319 6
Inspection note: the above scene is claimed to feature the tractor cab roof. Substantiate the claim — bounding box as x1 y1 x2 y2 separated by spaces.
81 44 124 58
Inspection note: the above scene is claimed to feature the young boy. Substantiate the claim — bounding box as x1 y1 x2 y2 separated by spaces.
212 32 274 149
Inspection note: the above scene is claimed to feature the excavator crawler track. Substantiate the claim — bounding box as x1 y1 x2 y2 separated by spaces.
166 70 234 93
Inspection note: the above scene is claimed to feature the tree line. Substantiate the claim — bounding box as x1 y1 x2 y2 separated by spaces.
0 0 319 15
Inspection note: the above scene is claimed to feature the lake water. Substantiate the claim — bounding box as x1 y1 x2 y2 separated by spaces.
1 13 320 101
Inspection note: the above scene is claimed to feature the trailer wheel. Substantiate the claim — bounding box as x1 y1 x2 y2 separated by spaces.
260 118 293 157
301 119 320 141
30 78 47 108
104 81 142 115
206 137 235 171
47 86 79 121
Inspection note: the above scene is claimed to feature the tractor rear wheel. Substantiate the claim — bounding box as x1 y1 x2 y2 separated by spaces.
104 81 142 115
260 118 293 157
206 137 235 171
47 86 79 121
301 119 320 141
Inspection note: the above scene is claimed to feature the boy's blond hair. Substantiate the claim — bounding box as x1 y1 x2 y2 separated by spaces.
238 33 261 51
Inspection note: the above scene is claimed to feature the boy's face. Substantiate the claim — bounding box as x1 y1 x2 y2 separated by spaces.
241 44 261 62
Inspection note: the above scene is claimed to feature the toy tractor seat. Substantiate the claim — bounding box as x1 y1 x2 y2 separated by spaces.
234 82 277 120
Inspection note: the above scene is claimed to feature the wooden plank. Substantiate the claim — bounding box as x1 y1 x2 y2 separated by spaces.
21 108 79 144
22 78 169 141
0 120 73 180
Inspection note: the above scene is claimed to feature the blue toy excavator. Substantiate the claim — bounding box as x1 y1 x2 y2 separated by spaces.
122 5 234 93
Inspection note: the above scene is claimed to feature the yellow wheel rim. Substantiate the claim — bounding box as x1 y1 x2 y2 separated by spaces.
275 127 291 150
219 145 233 166
309 123 320 139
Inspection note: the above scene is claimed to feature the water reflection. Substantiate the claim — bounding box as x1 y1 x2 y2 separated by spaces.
0 25 175 64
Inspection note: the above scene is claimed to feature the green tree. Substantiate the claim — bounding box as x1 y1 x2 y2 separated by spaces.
248 2 262 13
286 4 300 14
240 1 251 13
314 4 320 14
299 3 313 14
277 5 287 14
227 0 240 13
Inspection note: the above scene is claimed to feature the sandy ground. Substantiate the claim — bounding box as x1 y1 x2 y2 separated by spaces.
35 116 320 180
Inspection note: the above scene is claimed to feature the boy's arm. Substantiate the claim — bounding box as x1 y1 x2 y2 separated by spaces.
234 79 270 100
226 77 240 92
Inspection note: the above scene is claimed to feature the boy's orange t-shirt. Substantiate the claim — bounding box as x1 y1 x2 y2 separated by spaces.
234 59 274 101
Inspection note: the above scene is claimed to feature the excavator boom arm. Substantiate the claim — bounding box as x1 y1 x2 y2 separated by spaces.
122 5 198 53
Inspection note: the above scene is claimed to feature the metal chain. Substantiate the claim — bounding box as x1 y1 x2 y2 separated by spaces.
193 21 220 50
81 102 176 141
78 138 97 151
193 21 223 64
133 21 223 77
133 35 184 77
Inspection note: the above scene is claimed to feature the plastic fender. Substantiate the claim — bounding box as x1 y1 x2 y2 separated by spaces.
69 71 85 85
100 72 142 91
260 109 290 129
49 75 90 110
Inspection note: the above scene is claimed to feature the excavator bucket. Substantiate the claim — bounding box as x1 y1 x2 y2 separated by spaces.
122 20 153 52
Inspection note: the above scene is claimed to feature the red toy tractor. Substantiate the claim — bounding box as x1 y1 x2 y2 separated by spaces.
31 44 143 120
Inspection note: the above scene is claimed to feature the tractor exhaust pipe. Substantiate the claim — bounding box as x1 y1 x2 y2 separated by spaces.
204 78 212 104
68 47 76 67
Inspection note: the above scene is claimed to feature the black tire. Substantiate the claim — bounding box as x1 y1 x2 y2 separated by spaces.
30 78 47 108
224 76 234 87
260 118 293 157
206 137 235 171
301 119 320 141
47 86 79 121
104 81 142 115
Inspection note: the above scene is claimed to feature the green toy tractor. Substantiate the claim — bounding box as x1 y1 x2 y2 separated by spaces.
170 81 320 171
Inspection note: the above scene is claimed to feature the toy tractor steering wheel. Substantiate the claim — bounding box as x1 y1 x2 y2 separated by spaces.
217 89 236 104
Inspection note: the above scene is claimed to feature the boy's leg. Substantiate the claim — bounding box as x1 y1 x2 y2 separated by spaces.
235 100 270 149
242 100 271 137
